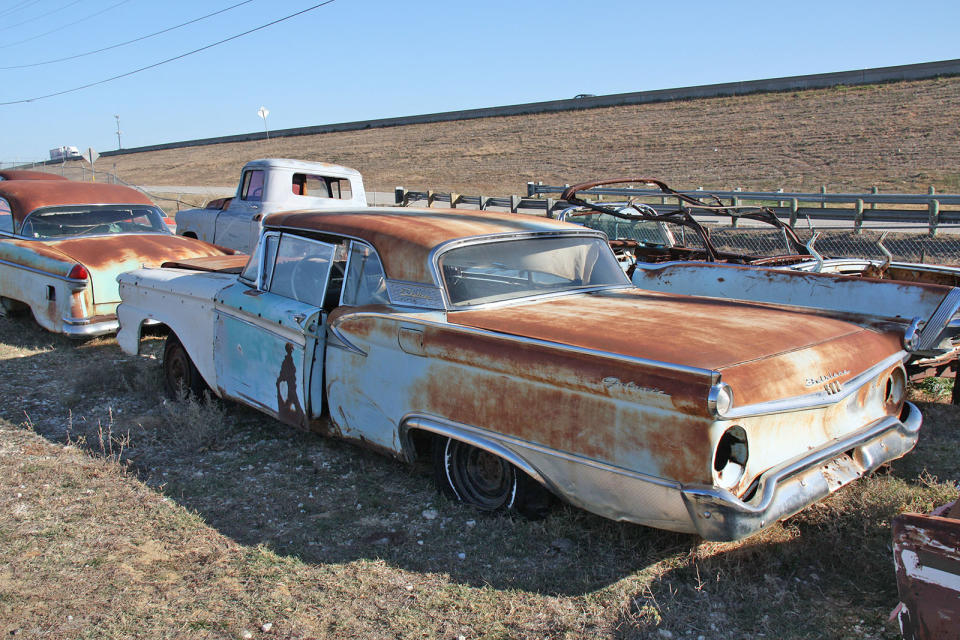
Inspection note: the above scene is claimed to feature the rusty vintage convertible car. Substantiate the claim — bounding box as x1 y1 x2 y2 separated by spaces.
0 180 233 337
117 207 927 540
560 179 960 397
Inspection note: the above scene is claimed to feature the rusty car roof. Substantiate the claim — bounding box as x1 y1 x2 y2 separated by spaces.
264 207 589 284
0 181 154 225
0 170 69 181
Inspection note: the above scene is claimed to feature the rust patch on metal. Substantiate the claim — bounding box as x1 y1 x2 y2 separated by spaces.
46 234 230 270
0 181 153 226
160 254 249 273
265 208 578 284
276 342 305 428
0 170 68 181
892 504 960 640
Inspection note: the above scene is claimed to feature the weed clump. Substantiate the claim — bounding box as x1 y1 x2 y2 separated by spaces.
158 390 229 452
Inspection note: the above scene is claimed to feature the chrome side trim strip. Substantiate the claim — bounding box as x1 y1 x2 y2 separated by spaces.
0 257 87 286
330 310 717 379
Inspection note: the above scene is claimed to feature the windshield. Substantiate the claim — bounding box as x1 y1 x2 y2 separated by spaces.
19 205 169 239
439 236 628 307
568 211 676 247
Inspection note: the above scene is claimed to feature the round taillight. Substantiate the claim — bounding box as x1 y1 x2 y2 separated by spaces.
68 264 89 280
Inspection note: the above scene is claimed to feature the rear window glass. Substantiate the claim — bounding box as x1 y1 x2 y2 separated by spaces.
18 205 169 239
292 173 352 200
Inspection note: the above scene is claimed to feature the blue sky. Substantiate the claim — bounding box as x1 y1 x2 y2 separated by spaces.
1 0 958 161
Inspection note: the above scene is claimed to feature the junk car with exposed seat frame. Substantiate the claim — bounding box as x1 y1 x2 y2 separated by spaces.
115 207 937 540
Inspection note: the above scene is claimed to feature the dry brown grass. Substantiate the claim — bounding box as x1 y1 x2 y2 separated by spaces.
89 77 960 198
1 310 959 638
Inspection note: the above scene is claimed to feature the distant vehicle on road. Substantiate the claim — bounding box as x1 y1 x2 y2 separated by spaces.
49 146 81 161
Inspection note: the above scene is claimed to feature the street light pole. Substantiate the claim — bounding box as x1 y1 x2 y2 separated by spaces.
114 115 122 150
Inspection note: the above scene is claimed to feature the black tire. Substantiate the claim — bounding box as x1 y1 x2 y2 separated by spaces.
431 436 552 518
162 334 206 399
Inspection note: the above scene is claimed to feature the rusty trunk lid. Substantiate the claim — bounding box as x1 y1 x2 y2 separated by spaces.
450 289 903 404
44 234 230 306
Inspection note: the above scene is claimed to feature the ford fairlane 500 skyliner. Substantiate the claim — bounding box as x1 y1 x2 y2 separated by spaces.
117 208 923 541
0 181 234 336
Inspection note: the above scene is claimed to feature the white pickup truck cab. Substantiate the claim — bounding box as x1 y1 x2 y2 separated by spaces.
175 158 366 253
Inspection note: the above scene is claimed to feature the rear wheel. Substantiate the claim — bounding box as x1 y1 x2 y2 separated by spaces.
162 334 205 399
431 437 552 517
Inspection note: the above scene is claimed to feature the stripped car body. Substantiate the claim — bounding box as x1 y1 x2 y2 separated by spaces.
560 179 960 392
0 180 233 337
118 207 922 540
892 500 960 640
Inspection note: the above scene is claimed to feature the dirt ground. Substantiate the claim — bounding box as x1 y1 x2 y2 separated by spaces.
0 312 958 639
88 76 960 197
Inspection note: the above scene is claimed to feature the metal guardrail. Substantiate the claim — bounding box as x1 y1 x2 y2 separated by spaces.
526 182 960 234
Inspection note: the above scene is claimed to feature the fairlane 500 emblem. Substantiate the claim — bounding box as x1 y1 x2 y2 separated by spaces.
804 370 850 389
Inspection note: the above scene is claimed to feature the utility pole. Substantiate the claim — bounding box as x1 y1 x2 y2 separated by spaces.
114 115 122 150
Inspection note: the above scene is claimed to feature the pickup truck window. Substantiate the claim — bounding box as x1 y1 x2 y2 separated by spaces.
266 234 335 307
292 173 353 200
0 198 11 234
342 242 388 306
240 170 265 202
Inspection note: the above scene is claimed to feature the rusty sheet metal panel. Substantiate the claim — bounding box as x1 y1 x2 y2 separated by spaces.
46 234 230 308
450 289 901 404
327 309 719 484
633 262 953 326
0 182 153 226
117 268 238 388
893 503 960 640
160 254 250 273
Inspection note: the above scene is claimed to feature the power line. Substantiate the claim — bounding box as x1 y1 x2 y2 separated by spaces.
0 1 337 106
0 0 257 70
0 0 134 50
0 0 44 20
0 0 84 33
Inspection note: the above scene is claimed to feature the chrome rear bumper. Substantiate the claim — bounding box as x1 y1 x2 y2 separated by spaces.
681 402 922 541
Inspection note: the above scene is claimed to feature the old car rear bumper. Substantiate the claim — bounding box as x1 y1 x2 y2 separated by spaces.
681 401 922 541
61 314 120 338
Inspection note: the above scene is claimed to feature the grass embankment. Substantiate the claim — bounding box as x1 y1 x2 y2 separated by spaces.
0 314 957 639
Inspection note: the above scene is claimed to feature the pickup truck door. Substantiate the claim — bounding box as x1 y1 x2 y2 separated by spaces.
214 168 265 252
212 233 334 427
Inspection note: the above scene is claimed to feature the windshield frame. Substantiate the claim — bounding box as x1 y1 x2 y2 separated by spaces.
17 204 172 240
430 231 631 310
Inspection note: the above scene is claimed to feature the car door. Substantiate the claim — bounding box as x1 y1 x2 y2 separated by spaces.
214 168 264 252
213 231 334 427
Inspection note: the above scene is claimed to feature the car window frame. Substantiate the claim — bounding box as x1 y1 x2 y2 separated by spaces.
0 197 12 235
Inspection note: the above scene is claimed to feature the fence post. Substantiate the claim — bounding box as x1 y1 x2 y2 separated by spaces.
394 187 405 205
479 196 488 210
731 188 741 228
929 199 940 236
450 193 460 209
545 197 555 218
427 190 436 208
789 198 799 228
820 185 826 208
870 186 877 210
854 199 864 234
510 195 521 213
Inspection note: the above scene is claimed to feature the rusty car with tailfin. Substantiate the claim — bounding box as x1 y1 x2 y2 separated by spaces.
0 180 234 337
116 207 925 540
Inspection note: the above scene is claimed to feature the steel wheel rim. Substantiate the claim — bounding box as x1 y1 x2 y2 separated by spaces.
446 440 516 510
